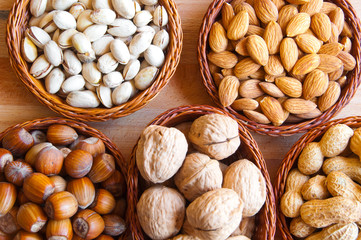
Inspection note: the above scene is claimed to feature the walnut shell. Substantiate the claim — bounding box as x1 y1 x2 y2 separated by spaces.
223 159 266 217
136 125 188 183
185 188 243 240
174 152 223 201
188 114 240 160
136 185 186 239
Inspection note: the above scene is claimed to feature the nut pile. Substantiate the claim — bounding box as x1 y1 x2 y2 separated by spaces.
22 0 170 108
207 0 356 126
135 113 267 240
0 124 126 239
280 124 361 239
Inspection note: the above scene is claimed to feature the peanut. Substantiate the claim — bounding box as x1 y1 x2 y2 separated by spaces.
326 171 361 202
350 127 361 157
323 156 361 184
301 175 330 200
290 216 316 238
319 124 354 158
300 196 361 228
305 223 358 240
298 142 323 175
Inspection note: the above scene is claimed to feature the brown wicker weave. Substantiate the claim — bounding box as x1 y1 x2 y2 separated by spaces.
6 0 183 122
274 116 361 239
126 105 276 240
198 0 361 136
0 117 129 238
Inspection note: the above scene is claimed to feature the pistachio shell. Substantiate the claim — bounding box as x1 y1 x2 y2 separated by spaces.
153 5 168 27
103 71 124 88
96 85 113 108
92 0 113 9
83 24 107 42
53 10 76 29
21 36 38 63
69 2 86 19
30 0 47 17
78 0 92 9
45 68 65 94
123 59 140 80
82 62 102 85
66 90 100 108
38 11 57 33
52 0 77 10
110 39 130 64
92 35 114 56
77 10 94 32
90 9 116 25
77 49 96 63
134 66 158 90
61 75 86 93
144 44 164 67
112 0 136 19
108 19 137 37
140 0 157 5
129 31 154 56
133 10 153 27
52 29 61 42
72 32 92 53
97 52 119 74
62 50 82 75
112 82 132 105
30 55 54 79
26 26 51 49
44 40 63 66
153 29 169 50
57 28 78 49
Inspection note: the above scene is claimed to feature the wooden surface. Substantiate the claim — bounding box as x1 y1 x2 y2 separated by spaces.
0 0 361 193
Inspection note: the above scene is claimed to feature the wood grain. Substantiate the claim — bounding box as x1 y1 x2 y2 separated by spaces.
0 0 361 191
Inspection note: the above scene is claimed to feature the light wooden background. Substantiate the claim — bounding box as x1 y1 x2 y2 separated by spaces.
0 0 360 185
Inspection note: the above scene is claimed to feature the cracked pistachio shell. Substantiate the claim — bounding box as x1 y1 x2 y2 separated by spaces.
188 114 240 160
110 39 130 64
90 9 116 25
92 35 114 56
57 28 78 49
82 62 102 85
72 32 92 53
85 81 96 91
79 0 92 9
30 0 47 17
77 49 96 63
76 10 94 32
136 25 156 35
129 31 154 56
53 10 76 30
140 0 157 5
96 84 113 108
30 55 54 79
45 68 65 94
117 35 133 45
153 5 168 27
123 59 140 80
144 4 157 14
137 186 185 239
38 11 57 33
97 52 119 74
83 24 107 42
29 14 46 26
26 26 51 49
108 19 137 37
103 71 124 88
66 90 100 108
140 59 150 69
52 0 77 10
136 125 188 183
44 40 63 66
133 10 153 27
92 0 113 9
134 66 158 90
69 2 86 19
111 81 132 105
62 50 82 75
144 44 165 67
112 0 136 19
61 75 86 93
21 36 38 63
52 28 61 42
153 29 169 50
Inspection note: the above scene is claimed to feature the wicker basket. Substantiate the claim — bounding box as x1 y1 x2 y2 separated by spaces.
0 117 129 238
274 116 361 239
6 0 183 122
198 0 361 136
126 105 276 240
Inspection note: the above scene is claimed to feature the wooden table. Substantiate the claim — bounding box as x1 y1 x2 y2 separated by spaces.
0 0 360 233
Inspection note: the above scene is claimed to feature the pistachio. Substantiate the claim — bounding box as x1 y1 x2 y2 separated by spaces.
57 28 78 49
153 5 168 27
66 90 100 108
97 52 119 74
90 9 116 25
53 10 76 29
69 2 86 19
153 29 169 50
117 36 133 45
44 40 63 66
72 32 92 53
82 62 102 85
61 75 86 93
21 36 38 63
62 50 82 75
140 0 158 5
112 82 133 105
83 24 107 42
129 31 154 56
30 55 54 79
110 39 130 64
38 11 57 33
133 10 153 27
52 28 61 42
123 59 140 80
52 0 77 10
92 0 113 9
128 79 138 97
77 49 96 63
30 0 47 17
85 81 97 91
92 35 114 55
103 71 124 88
96 85 113 108
144 44 164 67
45 68 65 94
144 4 157 14
78 0 92 9
140 59 151 69
136 25 156 35
77 10 94 32
29 14 46 27
134 66 158 90
46 0 53 11
108 19 137 37
26 26 51 48
134 0 142 13
112 0 136 19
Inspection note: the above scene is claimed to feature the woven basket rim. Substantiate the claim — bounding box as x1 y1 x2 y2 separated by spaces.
274 116 361 239
6 0 183 122
126 105 276 240
198 0 361 136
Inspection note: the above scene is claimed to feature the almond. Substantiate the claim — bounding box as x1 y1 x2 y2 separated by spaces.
231 98 259 111
218 76 240 107
260 96 285 126
318 81 341 112
209 22 228 53
303 69 329 100
292 54 320 75
320 2 337 15
295 34 322 54
295 108 322 119
235 37 249 56
246 25 265 36
286 13 311 37
271 0 286 10
329 7 345 34
318 43 344 56
239 79 264 98
275 76 303 97
311 13 332 42
283 98 317 114
235 2 260 26
328 65 344 81
341 22 353 38
265 72 286 83
234 57 262 79
212 73 223 87
231 0 247 8
341 37 352 53
278 5 298 34
249 68 266 79
337 76 347 88
286 0 310 4
227 10 249 40
280 38 298 72
264 21 283 54
222 2 235 30
337 51 356 71
317 54 343 73
259 82 285 98
246 35 269 66
264 55 284 76
243 110 271 124
300 0 323 16
221 68 234 77
254 0 279 24
328 23 340 43
207 51 238 69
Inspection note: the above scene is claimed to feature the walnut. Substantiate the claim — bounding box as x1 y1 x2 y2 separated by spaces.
136 125 188 183
174 152 223 201
223 159 266 217
231 216 256 239
188 114 240 160
171 234 200 240
184 188 244 240
227 236 251 240
136 185 186 239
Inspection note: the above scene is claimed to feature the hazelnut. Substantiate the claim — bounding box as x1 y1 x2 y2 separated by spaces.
0 206 20 234
2 128 34 157
44 191 78 220
0 149 13 172
35 146 64 176
24 142 53 167
23 172 55 204
46 219 73 240
95 235 114 240
49 175 67 193
4 160 33 186
101 170 126 197
88 153 115 183
0 182 17 217
75 137 106 157
67 177 95 209
90 189 116 215
17 189 30 205
112 198 126 218
72 209 105 239
47 124 78 145
14 231 42 240
17 203 47 233
64 149 93 178
30 130 47 145
103 214 126 236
